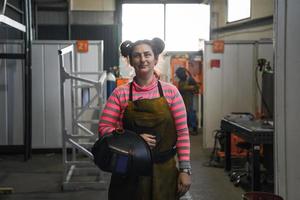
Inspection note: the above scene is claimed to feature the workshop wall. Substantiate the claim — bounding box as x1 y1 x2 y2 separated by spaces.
203 40 273 148
210 0 273 40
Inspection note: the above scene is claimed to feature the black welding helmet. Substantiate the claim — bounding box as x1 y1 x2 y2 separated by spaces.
92 129 152 176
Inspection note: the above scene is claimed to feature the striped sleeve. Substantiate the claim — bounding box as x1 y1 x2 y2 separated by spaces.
98 85 129 136
162 82 191 167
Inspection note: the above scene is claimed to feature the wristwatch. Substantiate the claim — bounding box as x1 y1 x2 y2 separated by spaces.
180 168 192 175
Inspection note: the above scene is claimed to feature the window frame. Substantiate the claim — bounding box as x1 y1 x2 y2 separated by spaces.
121 1 210 51
226 0 251 23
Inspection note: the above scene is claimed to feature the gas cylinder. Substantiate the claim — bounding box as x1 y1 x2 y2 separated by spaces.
107 69 116 99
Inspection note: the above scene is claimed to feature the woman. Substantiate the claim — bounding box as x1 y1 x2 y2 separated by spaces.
175 67 199 135
98 38 192 200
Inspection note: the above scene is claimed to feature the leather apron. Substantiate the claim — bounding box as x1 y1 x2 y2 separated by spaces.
108 81 179 200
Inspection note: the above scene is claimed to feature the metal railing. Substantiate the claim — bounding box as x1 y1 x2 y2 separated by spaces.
58 44 107 191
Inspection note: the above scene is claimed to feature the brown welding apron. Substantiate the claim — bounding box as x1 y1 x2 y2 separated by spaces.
108 81 179 200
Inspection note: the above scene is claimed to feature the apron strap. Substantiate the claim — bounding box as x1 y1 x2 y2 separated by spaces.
157 81 164 97
129 80 164 101
129 82 133 101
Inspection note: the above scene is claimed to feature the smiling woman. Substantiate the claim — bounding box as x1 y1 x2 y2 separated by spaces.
98 38 192 200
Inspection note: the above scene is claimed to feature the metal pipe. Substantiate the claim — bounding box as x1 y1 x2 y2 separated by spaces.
7 2 24 15
77 123 97 136
67 0 71 40
68 138 94 159
0 14 26 32
76 94 98 120
1 0 7 14
24 0 32 161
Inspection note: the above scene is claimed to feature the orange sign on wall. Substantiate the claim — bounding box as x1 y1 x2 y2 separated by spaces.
212 40 224 53
76 40 89 53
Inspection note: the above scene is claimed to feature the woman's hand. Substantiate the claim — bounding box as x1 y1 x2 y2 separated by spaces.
177 172 192 197
140 134 156 149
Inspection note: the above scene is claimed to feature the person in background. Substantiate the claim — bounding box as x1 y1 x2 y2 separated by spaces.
175 67 199 135
98 38 192 200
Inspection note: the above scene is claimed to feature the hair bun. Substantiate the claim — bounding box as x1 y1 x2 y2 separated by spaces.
151 37 165 54
120 40 132 57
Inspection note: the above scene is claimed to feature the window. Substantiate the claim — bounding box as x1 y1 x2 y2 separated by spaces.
122 3 210 51
122 4 164 42
227 0 251 22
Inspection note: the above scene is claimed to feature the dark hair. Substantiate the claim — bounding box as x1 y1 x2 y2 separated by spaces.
120 38 165 59
175 67 187 81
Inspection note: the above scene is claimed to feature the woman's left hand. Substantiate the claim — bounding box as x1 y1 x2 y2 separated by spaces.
177 172 192 197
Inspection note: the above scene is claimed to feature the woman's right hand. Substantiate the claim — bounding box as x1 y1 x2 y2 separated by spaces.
140 134 156 149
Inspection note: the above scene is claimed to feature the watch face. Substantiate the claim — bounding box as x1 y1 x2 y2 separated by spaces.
181 169 192 175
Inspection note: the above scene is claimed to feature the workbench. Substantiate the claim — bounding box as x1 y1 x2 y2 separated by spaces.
221 115 273 191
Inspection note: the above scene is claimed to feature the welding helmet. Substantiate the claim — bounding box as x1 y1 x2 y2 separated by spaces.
92 129 152 176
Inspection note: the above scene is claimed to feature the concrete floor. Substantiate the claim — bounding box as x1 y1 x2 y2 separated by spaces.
0 133 245 200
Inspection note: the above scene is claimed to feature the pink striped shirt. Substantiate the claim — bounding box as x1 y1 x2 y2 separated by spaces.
99 77 191 164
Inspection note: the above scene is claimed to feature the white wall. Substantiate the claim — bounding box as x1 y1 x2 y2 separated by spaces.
0 41 24 145
274 0 300 199
203 41 273 148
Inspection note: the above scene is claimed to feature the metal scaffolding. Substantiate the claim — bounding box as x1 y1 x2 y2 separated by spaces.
58 44 107 190
0 0 32 160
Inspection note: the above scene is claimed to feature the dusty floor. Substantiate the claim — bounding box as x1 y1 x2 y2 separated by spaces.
0 133 247 200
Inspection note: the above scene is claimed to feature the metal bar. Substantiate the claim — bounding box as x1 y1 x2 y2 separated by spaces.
71 71 105 75
70 45 76 137
58 44 74 55
34 3 38 39
77 123 95 135
0 53 25 59
68 74 98 84
67 1 71 40
59 54 68 179
1 0 8 14
24 0 32 161
65 165 75 182
70 142 95 148
7 2 24 15
0 14 26 32
75 106 101 110
76 120 99 124
73 85 97 89
68 138 94 159
98 72 107 86
75 94 98 119
66 134 96 139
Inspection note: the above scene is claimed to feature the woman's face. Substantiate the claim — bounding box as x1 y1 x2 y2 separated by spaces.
130 43 157 77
